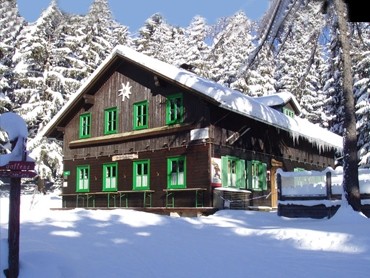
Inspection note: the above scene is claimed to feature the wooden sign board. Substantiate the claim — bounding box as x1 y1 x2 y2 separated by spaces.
0 161 35 171
112 153 138 161
0 161 36 178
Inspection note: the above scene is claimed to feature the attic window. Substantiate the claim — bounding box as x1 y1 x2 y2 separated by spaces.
166 93 183 125
104 107 118 135
79 113 91 139
283 107 295 118
133 101 148 130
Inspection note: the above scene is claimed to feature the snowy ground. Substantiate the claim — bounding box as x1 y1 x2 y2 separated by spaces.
1 191 370 278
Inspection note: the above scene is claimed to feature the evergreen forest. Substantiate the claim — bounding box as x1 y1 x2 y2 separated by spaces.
0 0 369 182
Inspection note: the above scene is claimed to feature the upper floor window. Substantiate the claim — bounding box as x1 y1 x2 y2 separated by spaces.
167 156 186 189
133 160 150 190
103 162 118 191
76 165 90 192
104 107 118 135
283 107 295 118
79 113 91 139
133 101 148 130
166 93 183 125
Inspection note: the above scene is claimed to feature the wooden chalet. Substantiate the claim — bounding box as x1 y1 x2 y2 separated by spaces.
42 45 343 214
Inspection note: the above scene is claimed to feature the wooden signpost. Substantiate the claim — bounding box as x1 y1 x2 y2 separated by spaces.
1 112 36 278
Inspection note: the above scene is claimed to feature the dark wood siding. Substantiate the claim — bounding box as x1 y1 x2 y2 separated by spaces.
62 144 211 207
63 61 210 161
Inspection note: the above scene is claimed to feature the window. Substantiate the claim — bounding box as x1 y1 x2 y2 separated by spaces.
133 160 150 190
103 162 118 191
79 113 91 138
167 156 186 189
76 165 90 192
133 101 148 130
104 107 118 134
221 156 246 189
283 107 295 118
246 160 267 191
166 93 183 125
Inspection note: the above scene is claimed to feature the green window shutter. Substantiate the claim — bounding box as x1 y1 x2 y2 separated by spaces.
104 107 118 135
79 113 91 138
259 163 267 190
103 162 118 191
76 165 90 192
246 160 253 190
133 101 148 130
166 93 183 125
237 159 246 189
167 156 186 189
133 160 150 190
221 156 228 187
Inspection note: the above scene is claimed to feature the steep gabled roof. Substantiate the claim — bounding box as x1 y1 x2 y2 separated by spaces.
42 45 342 151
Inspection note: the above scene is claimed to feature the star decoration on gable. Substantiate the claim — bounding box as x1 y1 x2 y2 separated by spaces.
118 81 132 101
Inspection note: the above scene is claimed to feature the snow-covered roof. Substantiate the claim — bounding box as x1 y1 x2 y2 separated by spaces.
254 91 302 115
42 45 342 151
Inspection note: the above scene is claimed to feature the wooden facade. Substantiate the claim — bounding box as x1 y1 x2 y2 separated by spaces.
43 46 342 213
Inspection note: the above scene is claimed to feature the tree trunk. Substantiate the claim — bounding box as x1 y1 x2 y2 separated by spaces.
334 0 361 211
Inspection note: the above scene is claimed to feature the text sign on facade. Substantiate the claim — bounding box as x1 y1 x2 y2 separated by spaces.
112 153 138 161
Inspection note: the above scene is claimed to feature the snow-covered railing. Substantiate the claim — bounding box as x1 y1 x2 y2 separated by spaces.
277 168 340 201
277 167 370 204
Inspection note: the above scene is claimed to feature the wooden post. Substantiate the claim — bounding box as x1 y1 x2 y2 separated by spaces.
277 173 283 201
4 177 21 278
326 171 332 200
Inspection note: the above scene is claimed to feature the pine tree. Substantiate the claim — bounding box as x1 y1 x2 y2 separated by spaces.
79 0 129 72
208 12 254 89
0 0 25 112
182 15 211 78
133 13 178 63
322 14 345 136
352 23 370 166
274 1 327 123
11 0 64 136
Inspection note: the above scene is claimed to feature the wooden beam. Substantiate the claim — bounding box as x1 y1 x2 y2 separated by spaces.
56 126 65 133
83 94 95 105
226 127 251 145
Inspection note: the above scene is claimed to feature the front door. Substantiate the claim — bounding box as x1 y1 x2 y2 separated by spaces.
270 159 283 208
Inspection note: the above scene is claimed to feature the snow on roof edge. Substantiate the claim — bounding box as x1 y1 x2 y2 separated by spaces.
254 91 302 114
41 45 342 152
114 45 342 151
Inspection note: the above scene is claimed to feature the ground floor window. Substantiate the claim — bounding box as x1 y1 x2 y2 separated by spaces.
167 156 186 189
246 160 267 191
221 156 246 189
221 156 267 191
76 165 90 192
133 160 150 190
103 162 118 191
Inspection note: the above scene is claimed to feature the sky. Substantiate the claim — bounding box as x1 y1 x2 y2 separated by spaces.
1 191 370 278
17 0 271 33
